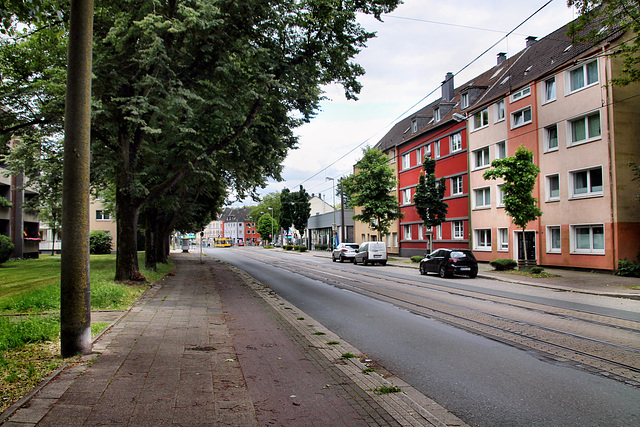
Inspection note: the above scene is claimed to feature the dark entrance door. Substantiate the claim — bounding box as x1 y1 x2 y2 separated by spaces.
517 231 536 260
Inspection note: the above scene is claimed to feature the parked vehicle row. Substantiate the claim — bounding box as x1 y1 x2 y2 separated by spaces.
331 243 478 278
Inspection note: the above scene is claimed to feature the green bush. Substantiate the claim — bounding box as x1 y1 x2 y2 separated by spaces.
294 245 307 252
89 230 113 254
283 245 294 251
529 266 545 275
410 255 424 263
616 259 640 277
316 244 328 251
0 234 15 265
489 258 517 271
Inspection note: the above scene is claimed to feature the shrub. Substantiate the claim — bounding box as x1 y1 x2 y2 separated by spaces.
616 259 640 277
529 266 545 275
294 245 307 252
316 244 328 251
90 230 113 254
0 234 15 265
410 255 423 263
283 245 294 251
489 258 517 271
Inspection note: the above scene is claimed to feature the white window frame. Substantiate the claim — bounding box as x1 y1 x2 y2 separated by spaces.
570 224 604 254
434 107 441 122
412 119 418 133
568 111 601 147
450 132 462 153
451 176 463 196
474 229 492 251
569 166 603 199
497 184 505 207
510 85 531 102
495 140 507 159
402 188 412 205
392 232 398 247
543 77 556 103
96 210 110 221
423 144 431 158
436 225 442 240
498 227 509 251
461 92 469 109
434 141 441 158
566 59 599 94
402 153 411 170
544 124 559 152
511 106 532 129
473 146 490 170
495 99 505 122
472 108 489 131
403 224 412 240
546 174 560 201
546 226 561 253
474 187 491 209
452 221 464 239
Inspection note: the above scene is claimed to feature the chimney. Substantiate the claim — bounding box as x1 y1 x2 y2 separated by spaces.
497 52 507 65
526 36 537 47
442 72 454 102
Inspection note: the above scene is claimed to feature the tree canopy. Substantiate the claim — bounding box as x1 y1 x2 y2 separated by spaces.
342 147 403 239
413 157 448 230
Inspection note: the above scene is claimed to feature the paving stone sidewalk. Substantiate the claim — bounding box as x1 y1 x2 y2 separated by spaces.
2 254 465 426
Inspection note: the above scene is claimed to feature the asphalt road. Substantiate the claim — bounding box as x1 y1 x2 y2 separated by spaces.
206 247 640 427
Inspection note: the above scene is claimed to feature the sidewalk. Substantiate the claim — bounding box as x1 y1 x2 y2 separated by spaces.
1 254 465 426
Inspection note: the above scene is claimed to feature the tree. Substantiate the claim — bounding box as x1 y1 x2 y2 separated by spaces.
567 1 640 85
483 146 543 260
292 185 312 240
280 188 294 243
413 157 448 252
342 147 403 239
257 213 279 244
0 234 14 265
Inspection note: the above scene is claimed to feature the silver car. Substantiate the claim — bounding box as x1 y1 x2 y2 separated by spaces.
331 243 360 263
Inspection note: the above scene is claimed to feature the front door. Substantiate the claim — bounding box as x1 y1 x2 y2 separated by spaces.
516 231 536 260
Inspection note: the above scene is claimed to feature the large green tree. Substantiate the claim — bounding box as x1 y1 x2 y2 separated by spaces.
483 146 543 260
568 0 640 85
292 185 312 240
413 157 448 252
342 147 403 239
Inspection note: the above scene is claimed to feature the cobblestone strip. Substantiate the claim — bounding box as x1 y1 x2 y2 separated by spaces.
230 265 468 427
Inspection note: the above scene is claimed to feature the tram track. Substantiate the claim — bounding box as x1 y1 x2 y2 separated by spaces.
240 250 640 387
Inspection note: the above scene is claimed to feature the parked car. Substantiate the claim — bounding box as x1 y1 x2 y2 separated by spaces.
353 241 387 266
419 248 478 278
332 243 360 263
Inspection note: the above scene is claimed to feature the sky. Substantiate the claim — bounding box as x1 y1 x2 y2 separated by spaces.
230 0 578 207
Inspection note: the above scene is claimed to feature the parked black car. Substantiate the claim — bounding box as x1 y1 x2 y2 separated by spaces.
419 248 478 278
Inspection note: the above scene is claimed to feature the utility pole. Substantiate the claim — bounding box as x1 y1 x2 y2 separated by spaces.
60 0 94 357
340 179 345 243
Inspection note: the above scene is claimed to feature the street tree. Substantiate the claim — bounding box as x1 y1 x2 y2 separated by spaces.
567 0 640 85
280 188 294 243
292 186 312 241
257 213 279 244
413 157 448 252
483 146 543 261
342 147 403 240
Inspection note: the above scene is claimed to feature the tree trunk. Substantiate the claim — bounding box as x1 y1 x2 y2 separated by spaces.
115 186 142 281
143 209 158 271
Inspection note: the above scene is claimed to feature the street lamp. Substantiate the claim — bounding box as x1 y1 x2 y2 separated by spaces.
326 177 336 248
268 207 274 245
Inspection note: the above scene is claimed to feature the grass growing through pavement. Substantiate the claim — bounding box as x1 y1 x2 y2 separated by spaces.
0 253 173 413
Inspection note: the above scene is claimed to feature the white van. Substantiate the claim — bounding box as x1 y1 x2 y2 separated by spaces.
353 241 388 266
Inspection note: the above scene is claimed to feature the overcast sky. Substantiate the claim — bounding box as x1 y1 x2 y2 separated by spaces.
231 0 578 207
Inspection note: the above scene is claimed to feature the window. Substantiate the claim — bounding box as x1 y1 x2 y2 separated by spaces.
474 187 491 209
402 153 411 170
452 221 464 239
571 224 604 254
498 228 509 251
474 229 491 250
547 226 561 253
412 119 418 133
495 99 505 122
472 108 489 130
473 147 490 169
545 124 558 151
402 188 412 204
450 132 462 152
403 224 412 240
423 144 431 158
497 185 505 207
546 174 560 201
568 59 598 93
392 232 398 247
495 141 507 159
451 176 464 195
543 77 556 102
510 86 531 102
435 141 441 158
434 107 440 122
461 92 469 109
96 210 110 220
569 111 601 145
511 106 532 128
436 225 442 240
570 167 603 198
